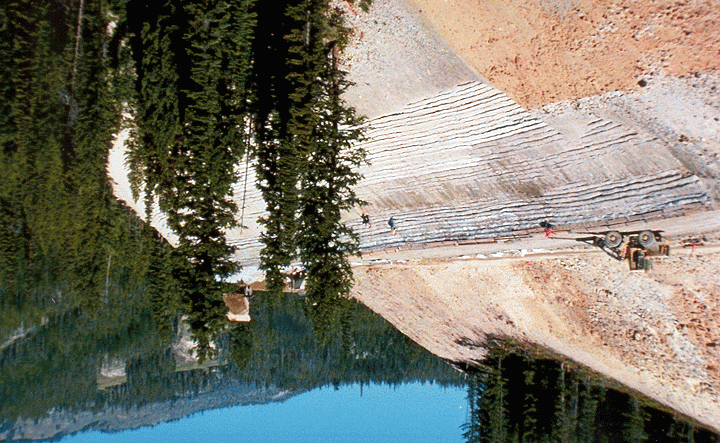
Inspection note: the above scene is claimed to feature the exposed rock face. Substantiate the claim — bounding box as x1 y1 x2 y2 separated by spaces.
338 0 483 119
229 0 719 259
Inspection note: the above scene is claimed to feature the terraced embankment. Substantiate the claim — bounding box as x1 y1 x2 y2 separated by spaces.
108 0 718 264
112 77 712 262
349 80 709 251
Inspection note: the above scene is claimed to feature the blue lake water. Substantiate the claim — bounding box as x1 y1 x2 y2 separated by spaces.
59 382 467 443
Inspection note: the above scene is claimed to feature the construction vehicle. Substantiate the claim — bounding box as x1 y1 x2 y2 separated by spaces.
571 230 670 270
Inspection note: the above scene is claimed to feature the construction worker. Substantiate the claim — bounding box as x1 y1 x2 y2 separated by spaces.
362 213 371 229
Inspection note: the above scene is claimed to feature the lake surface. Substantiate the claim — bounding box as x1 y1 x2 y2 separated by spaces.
59 382 468 443
2 285 719 442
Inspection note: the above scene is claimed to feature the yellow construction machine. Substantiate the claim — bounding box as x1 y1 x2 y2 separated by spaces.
571 229 670 270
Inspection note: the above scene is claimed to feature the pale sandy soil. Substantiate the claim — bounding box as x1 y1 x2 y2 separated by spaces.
351 211 720 432
409 0 720 109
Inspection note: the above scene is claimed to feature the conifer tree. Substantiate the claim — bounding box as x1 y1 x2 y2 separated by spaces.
623 397 650 442
485 355 509 442
251 0 302 294
577 382 602 443
124 0 256 358
462 374 484 443
521 368 540 442
253 0 366 316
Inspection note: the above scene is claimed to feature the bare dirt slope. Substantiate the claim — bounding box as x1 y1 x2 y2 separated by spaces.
340 0 720 432
409 0 720 109
351 223 720 432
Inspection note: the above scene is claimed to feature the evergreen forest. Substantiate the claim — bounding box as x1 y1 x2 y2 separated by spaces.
3 1 719 440
1 0 369 356
0 289 463 438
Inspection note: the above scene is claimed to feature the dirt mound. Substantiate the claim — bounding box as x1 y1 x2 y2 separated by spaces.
410 0 720 109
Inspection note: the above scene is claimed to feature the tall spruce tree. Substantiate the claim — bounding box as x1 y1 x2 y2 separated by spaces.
125 0 256 359
288 0 366 308
252 0 302 294
253 0 366 320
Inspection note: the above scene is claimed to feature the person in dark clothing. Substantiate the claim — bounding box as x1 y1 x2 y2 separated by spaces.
361 213 371 229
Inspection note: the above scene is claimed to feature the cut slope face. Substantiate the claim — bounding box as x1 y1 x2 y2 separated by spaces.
222 79 712 260
108 0 718 264
350 81 709 251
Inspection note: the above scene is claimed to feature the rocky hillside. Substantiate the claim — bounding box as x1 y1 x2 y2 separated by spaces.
109 0 720 264
338 0 719 254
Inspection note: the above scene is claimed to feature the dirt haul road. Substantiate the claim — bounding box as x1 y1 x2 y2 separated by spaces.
351 211 720 432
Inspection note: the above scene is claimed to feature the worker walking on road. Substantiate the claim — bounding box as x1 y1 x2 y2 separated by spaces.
388 216 397 235
540 220 555 238
362 213 371 229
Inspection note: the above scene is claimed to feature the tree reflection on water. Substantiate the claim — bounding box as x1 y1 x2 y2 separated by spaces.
461 340 719 443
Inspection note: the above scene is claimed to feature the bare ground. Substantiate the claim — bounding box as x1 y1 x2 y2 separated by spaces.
409 0 720 109
335 0 720 431
351 211 720 432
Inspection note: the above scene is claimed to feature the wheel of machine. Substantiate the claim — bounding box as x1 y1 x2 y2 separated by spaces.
605 230 623 248
638 230 657 248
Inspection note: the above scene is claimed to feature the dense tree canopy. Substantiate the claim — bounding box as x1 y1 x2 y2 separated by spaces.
122 0 258 357
253 0 367 324
0 0 126 317
1 0 368 356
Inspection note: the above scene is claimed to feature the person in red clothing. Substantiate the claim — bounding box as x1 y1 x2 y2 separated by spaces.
540 220 555 238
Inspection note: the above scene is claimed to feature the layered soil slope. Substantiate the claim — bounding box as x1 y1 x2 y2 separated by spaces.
349 80 713 252
109 0 720 264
